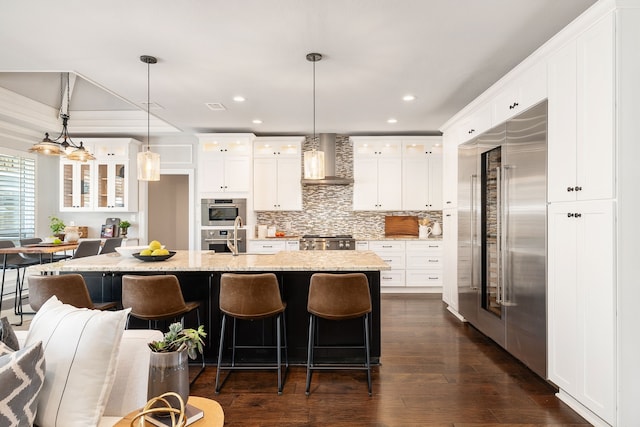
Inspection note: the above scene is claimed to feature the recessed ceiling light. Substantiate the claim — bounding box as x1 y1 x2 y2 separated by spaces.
403 95 416 101
387 118 398 124
252 119 263 124
233 96 246 102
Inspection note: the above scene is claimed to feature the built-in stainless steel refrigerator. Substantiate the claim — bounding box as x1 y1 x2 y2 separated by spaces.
458 101 547 378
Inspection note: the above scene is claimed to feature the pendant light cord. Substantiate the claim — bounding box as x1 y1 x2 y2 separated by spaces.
312 58 316 141
147 58 150 153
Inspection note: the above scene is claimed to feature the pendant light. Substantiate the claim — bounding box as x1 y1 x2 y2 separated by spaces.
303 52 325 180
137 55 161 181
29 73 95 161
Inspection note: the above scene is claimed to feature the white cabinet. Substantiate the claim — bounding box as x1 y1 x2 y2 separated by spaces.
59 138 139 212
367 241 405 287
253 137 302 211
247 239 300 254
60 160 94 211
94 140 139 211
352 138 402 211
442 209 458 309
491 60 547 125
548 200 615 425
547 14 615 203
402 138 443 210
405 241 443 287
457 104 492 145
197 133 253 194
441 131 458 209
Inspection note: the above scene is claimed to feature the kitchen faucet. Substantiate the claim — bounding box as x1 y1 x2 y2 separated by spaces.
226 215 243 256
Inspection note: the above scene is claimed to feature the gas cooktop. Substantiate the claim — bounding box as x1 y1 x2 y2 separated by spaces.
299 234 355 250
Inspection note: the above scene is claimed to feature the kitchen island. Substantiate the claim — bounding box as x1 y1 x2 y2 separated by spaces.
33 250 389 364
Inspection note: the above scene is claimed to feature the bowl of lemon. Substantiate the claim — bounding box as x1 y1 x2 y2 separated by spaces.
131 240 176 262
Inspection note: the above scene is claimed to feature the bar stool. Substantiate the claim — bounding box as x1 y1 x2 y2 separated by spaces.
121 274 205 383
215 273 287 394
305 272 372 396
27 274 118 311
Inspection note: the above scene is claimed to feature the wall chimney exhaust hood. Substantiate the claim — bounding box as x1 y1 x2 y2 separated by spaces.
301 133 353 185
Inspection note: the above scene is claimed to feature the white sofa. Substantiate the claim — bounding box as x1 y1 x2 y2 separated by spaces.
16 329 162 427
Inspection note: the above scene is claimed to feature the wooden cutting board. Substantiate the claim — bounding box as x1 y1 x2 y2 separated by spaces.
385 216 419 237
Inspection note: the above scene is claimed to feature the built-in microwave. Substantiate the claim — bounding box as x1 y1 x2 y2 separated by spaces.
201 198 246 226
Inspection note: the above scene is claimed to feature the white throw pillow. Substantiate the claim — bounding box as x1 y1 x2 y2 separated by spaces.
25 296 130 427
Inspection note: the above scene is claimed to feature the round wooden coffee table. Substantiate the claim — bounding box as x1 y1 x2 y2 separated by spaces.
115 396 224 427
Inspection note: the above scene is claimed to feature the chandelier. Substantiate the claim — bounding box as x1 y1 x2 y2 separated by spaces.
29 73 95 162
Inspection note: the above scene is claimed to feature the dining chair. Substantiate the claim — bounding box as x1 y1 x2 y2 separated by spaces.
71 240 102 259
0 240 41 325
27 273 117 311
100 237 123 254
305 272 372 396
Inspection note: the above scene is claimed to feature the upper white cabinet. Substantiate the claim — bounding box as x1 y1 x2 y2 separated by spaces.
352 138 402 211
93 139 139 211
253 137 302 211
197 133 253 194
457 104 492 145
60 138 140 212
547 14 615 203
60 159 94 211
491 60 547 125
402 137 443 210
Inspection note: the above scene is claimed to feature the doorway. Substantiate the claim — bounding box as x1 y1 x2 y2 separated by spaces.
148 174 189 249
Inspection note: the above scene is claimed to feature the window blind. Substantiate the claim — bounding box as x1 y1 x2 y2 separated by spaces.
0 152 36 240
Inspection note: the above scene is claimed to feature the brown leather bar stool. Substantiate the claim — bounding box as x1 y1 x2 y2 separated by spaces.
216 273 287 394
121 274 205 383
28 274 118 311
306 272 372 396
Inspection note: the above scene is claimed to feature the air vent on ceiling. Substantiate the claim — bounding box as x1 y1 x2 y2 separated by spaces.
205 102 227 111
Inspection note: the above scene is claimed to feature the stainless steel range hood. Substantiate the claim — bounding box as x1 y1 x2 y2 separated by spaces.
301 133 354 185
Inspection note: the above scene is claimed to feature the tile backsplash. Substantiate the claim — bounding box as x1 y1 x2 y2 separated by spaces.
255 135 442 239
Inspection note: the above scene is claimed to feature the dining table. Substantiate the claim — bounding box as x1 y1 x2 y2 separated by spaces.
0 242 79 322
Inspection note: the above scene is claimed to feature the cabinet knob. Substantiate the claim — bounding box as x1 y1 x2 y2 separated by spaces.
567 213 575 217
468 129 475 134
567 186 575 192
509 102 519 110
575 213 582 218
575 186 582 191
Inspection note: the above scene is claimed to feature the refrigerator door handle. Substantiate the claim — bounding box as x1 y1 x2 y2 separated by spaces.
496 166 503 304
470 174 478 290
501 165 515 306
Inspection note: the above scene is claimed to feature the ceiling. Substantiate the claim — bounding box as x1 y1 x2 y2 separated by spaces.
0 0 596 139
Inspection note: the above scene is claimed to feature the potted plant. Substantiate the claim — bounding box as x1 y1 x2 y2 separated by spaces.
49 216 66 240
119 220 131 237
147 323 206 410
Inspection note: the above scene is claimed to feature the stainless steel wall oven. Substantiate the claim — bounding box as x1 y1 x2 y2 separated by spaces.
201 198 246 226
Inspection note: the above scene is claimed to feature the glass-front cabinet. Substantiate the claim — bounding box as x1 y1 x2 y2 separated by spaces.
61 161 93 211
59 138 140 212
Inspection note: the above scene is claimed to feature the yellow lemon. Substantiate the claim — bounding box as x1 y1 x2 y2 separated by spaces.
139 249 153 256
151 249 164 256
148 240 162 250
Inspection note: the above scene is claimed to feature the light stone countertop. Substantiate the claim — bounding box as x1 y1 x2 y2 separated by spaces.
30 250 391 273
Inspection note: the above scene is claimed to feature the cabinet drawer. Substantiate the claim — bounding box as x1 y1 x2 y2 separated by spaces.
368 241 405 252
355 241 369 251
380 270 405 287
406 254 442 270
406 270 442 287
375 253 405 269
406 241 443 253
247 240 286 253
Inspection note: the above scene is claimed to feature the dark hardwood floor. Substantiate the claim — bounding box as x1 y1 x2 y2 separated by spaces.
190 294 589 426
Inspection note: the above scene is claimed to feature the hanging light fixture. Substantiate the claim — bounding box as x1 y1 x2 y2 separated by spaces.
303 52 325 180
137 55 161 181
29 73 95 161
